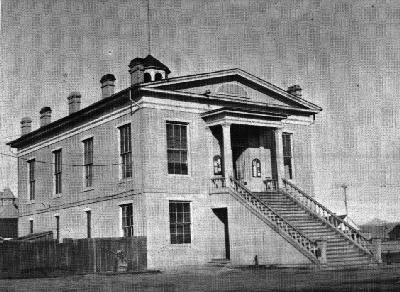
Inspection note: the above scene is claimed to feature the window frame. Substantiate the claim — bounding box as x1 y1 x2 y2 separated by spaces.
282 132 294 180
169 200 191 244
82 137 94 188
213 155 222 176
120 203 134 237
53 149 62 195
55 215 60 242
27 159 36 201
166 121 189 176
118 124 132 179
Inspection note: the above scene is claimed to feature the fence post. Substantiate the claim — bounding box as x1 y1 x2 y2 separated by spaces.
372 238 382 264
92 239 97 273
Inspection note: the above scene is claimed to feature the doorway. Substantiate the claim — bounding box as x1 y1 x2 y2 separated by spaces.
231 125 276 192
212 208 230 260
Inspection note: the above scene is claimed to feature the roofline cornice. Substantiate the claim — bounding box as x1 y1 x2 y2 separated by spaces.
144 68 322 111
140 87 321 115
7 86 137 148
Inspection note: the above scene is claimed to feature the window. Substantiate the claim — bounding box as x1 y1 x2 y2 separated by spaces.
55 216 60 241
144 72 151 82
282 133 293 179
30 220 33 234
86 211 91 238
213 155 222 175
54 149 62 194
119 124 132 179
121 204 133 237
169 201 191 244
252 159 261 177
166 122 188 175
83 138 93 187
28 159 35 200
154 72 162 81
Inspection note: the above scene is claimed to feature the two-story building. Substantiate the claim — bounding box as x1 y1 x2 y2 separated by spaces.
7 55 379 269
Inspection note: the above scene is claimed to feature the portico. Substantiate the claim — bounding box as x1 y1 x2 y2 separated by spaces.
202 107 288 193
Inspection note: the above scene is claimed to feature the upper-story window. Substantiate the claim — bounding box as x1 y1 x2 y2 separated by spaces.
166 122 188 175
282 133 293 179
28 159 35 200
83 138 93 187
252 158 261 177
119 124 132 179
213 155 222 175
53 149 62 194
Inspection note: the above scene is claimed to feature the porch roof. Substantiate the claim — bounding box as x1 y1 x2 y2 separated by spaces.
201 107 288 127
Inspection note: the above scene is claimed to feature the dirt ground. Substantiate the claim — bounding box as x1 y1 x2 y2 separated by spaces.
0 264 400 291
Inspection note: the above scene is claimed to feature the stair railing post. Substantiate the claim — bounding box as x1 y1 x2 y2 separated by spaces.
372 238 382 263
316 239 327 266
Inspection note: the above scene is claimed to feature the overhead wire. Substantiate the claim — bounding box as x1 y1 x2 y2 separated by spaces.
0 151 124 167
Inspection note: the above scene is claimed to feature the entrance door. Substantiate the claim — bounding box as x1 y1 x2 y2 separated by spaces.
212 208 230 260
232 127 274 192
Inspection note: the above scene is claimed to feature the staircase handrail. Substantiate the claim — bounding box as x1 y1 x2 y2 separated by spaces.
228 176 319 260
281 178 372 251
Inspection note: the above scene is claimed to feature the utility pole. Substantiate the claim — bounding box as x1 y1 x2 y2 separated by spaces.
341 184 348 215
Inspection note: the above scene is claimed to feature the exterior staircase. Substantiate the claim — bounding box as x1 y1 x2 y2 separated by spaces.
256 191 374 266
210 177 380 268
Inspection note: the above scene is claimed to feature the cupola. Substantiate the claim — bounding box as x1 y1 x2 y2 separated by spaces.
128 55 170 85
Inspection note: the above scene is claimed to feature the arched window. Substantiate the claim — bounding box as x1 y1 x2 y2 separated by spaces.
213 155 222 175
154 72 162 81
252 159 261 177
144 72 152 83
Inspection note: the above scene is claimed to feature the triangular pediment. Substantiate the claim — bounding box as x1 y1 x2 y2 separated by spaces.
144 69 321 112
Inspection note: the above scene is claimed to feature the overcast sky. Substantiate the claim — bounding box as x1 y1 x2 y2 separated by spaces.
1 0 400 224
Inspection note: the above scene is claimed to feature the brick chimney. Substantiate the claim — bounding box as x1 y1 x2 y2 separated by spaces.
20 117 32 135
287 85 302 98
68 92 81 114
39 107 52 127
100 74 116 99
128 62 144 85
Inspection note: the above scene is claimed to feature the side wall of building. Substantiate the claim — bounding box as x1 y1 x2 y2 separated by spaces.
17 105 146 238
145 192 312 270
18 193 146 240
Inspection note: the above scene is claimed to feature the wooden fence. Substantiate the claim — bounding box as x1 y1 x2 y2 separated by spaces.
0 237 146 277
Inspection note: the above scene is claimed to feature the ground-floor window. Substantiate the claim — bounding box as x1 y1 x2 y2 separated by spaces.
29 219 33 234
121 204 133 237
169 201 191 244
86 210 91 238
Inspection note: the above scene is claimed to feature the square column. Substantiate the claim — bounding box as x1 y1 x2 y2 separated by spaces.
274 128 285 188
222 123 233 179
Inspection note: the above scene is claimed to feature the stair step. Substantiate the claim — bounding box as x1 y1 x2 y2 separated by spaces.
284 218 321 223
327 249 360 256
295 227 331 232
327 256 371 262
263 201 297 205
